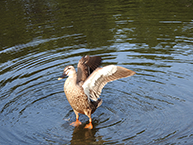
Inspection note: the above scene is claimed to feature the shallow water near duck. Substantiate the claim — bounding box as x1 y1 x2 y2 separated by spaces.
0 0 193 144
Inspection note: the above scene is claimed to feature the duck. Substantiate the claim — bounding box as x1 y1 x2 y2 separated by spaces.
58 55 135 129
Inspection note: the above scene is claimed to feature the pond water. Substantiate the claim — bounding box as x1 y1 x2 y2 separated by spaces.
0 0 193 144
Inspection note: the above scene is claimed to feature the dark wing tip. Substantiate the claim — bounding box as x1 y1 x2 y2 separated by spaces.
77 55 102 83
85 55 102 70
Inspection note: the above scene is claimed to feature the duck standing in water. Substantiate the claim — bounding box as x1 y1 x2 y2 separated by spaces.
58 55 135 129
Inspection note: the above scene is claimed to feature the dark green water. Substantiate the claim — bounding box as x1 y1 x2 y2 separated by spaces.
0 0 193 144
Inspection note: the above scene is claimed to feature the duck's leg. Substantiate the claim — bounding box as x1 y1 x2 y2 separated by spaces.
84 114 93 129
70 110 82 126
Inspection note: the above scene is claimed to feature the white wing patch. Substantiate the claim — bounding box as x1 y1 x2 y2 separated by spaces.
82 65 117 101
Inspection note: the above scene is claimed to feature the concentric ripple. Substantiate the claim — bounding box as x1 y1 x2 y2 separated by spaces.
0 37 192 144
0 34 193 144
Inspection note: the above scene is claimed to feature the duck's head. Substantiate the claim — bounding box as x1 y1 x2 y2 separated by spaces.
58 65 76 80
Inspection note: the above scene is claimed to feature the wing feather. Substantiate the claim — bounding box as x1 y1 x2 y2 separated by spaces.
77 55 102 84
82 65 135 101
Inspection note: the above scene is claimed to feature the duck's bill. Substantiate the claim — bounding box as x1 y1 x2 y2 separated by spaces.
58 74 66 80
58 77 63 80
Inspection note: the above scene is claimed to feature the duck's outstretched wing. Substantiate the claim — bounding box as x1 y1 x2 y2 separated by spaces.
77 55 102 84
82 65 135 101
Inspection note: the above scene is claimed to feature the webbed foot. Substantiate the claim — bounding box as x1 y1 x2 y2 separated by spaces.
70 119 82 126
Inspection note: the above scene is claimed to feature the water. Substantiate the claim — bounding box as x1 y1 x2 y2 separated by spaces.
0 0 193 144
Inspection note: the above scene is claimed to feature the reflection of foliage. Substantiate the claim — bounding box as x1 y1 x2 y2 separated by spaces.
0 0 192 59
112 0 193 48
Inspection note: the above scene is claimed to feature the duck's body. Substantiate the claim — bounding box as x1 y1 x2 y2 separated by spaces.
64 70 100 116
58 55 135 129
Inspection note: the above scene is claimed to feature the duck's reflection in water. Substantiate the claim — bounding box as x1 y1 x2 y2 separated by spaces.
68 122 105 144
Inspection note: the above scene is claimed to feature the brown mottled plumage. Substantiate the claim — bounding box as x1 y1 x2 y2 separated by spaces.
58 55 135 129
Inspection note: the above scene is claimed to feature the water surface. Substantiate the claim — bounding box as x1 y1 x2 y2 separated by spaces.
0 0 193 144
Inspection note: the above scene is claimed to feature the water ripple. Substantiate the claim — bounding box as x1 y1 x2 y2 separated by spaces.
0 39 193 144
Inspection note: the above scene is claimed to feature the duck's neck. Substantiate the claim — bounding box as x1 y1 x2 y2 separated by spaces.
64 72 78 90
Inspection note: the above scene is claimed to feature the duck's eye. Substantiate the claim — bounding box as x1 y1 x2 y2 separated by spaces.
64 66 72 72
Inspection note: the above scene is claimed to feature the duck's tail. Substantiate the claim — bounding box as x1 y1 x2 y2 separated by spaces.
96 98 103 108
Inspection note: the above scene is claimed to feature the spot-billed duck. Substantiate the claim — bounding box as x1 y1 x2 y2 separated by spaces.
58 55 135 129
